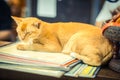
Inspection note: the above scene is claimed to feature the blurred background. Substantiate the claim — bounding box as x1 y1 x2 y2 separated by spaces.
6 0 104 24
1 0 105 41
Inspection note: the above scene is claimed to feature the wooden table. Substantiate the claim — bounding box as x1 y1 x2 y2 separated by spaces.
0 41 120 80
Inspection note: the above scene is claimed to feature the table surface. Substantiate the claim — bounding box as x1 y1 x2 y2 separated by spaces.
0 41 120 80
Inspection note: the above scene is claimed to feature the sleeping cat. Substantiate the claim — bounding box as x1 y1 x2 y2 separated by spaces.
12 16 114 66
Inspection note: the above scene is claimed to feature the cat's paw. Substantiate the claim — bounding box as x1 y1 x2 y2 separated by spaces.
62 50 72 55
70 52 77 58
17 44 26 50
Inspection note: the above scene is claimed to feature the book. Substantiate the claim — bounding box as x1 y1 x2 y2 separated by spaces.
0 62 65 78
64 63 100 78
0 42 80 71
0 41 11 47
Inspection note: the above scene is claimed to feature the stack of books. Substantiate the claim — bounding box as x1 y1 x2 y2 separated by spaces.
65 63 100 78
0 42 100 78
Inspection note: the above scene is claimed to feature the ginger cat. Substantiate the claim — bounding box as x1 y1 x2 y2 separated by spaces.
12 16 114 66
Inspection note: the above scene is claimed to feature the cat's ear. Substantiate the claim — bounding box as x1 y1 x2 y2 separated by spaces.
33 22 41 29
11 16 23 25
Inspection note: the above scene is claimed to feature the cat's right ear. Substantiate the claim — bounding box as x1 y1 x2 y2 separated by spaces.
11 16 23 25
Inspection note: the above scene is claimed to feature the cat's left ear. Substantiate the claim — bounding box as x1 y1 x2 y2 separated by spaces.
11 16 23 25
33 22 41 29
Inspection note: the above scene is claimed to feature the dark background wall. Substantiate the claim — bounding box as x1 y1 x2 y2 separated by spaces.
28 0 103 24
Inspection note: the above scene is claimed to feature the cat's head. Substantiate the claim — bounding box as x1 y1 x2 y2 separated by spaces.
12 16 43 42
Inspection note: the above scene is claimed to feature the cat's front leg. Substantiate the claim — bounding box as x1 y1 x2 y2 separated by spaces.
17 39 40 51
62 35 77 54
62 39 74 54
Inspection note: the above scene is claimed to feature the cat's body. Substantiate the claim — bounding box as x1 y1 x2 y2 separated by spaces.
12 16 114 66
